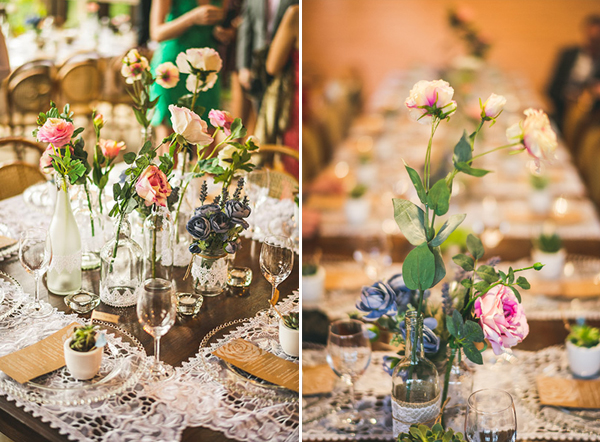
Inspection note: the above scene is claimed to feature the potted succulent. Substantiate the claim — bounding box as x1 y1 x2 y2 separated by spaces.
279 312 300 357
532 233 565 280
529 173 552 215
398 423 465 442
302 260 326 306
63 324 107 380
345 184 370 225
566 323 600 378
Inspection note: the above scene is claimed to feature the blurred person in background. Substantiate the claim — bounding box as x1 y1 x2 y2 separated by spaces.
547 14 600 132
150 0 226 142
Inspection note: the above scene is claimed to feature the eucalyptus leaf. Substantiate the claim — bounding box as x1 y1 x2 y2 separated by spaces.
393 199 428 246
430 213 466 247
402 242 435 291
431 246 446 287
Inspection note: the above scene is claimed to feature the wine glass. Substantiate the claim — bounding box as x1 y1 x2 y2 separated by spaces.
326 319 372 429
465 389 517 442
245 169 271 238
136 278 177 381
19 228 53 318
352 234 392 281
259 235 294 325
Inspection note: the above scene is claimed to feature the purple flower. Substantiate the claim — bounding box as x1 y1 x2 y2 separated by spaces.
195 203 220 217
399 316 440 354
225 200 251 229
187 215 211 240
225 238 242 254
210 212 231 234
356 281 398 320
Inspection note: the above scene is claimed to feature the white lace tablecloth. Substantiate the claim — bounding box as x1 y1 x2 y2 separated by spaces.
0 292 299 442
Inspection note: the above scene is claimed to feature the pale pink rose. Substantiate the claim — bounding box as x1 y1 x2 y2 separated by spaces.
481 93 506 119
208 109 235 135
506 108 557 164
39 146 54 171
121 49 149 84
99 139 126 159
405 80 457 124
93 112 105 129
156 62 179 89
475 284 529 355
123 49 149 68
169 105 214 145
37 118 75 147
176 47 222 74
135 165 172 207
185 71 218 92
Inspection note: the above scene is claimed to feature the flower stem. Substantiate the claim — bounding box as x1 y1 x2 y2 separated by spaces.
110 211 125 273
83 180 95 237
151 212 157 278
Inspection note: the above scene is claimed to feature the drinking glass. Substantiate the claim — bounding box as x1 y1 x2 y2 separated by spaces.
245 169 271 238
259 235 294 325
465 389 517 442
136 278 177 380
19 228 53 318
326 319 372 429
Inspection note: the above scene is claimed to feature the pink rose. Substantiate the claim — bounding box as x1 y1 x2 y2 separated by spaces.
481 93 506 119
39 145 54 171
208 109 235 136
475 284 529 355
506 108 557 164
169 105 214 145
99 139 126 159
36 118 75 147
156 62 179 89
93 112 105 129
405 80 457 124
135 165 172 207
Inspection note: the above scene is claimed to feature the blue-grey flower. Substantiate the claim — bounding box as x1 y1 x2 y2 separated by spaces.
210 211 232 234
399 316 440 354
356 281 398 320
387 274 414 313
189 242 203 254
194 203 220 217
382 355 401 376
225 238 242 254
186 215 211 240
225 200 251 229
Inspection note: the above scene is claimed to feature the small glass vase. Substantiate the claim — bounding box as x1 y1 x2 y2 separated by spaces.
391 310 441 437
192 251 228 297
72 184 103 270
143 207 173 281
47 175 82 295
100 215 143 307
442 347 474 432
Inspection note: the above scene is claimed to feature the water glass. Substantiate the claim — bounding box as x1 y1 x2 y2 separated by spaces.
465 389 517 442
260 235 294 324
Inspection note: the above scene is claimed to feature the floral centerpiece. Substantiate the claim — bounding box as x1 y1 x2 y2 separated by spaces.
355 79 556 433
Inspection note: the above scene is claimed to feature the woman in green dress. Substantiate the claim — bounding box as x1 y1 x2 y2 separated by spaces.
150 0 227 141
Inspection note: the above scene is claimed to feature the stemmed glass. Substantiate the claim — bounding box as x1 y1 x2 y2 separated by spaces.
259 235 294 325
465 389 517 442
326 319 372 430
245 169 271 238
19 228 53 318
136 278 177 380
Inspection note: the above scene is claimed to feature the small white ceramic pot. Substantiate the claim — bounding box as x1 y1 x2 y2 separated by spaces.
345 198 370 226
64 338 104 380
279 319 300 357
566 340 600 378
529 189 552 215
302 266 326 307
532 249 566 280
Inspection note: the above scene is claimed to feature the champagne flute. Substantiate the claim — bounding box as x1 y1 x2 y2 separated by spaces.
19 228 53 318
260 235 294 325
465 389 517 442
326 319 372 429
136 278 177 380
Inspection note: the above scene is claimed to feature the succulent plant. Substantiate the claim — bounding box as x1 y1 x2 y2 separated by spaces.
69 325 105 352
535 233 562 254
302 263 319 276
568 324 600 348
398 424 465 442
282 312 299 330
349 184 368 199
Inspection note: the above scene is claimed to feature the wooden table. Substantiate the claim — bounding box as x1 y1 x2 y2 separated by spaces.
0 238 299 442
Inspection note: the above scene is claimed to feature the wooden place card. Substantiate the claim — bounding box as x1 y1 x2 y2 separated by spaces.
0 235 16 250
213 339 299 392
302 364 336 396
0 322 79 384
537 376 600 409
91 311 120 324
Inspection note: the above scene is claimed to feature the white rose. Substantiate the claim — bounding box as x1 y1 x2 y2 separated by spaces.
506 109 557 163
482 93 506 119
176 48 223 74
185 72 218 93
506 121 523 145
405 79 457 124
218 144 237 169
169 105 214 146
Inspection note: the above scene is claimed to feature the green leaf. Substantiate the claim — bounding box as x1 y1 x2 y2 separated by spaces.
447 310 462 338
509 285 522 303
473 281 490 293
516 276 530 290
508 267 515 283
392 199 428 246
402 243 435 291
453 131 472 164
123 152 136 164
230 118 246 139
113 183 121 199
466 234 485 260
455 162 491 177
428 179 451 216
405 164 427 205
498 270 507 282
139 141 153 156
431 246 446 287
430 213 466 247
463 341 483 365
461 278 473 288
463 320 485 342
453 253 474 272
476 265 498 284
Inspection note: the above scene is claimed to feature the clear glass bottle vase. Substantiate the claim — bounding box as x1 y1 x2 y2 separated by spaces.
391 310 441 437
100 215 143 307
192 251 228 296
143 207 173 281
442 347 474 432
72 184 103 270
47 175 82 295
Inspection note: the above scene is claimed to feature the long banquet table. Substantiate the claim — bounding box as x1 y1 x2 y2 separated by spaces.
0 194 299 442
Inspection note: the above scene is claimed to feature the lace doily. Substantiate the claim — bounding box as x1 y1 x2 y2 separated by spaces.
49 251 82 274
191 255 228 288
392 395 441 436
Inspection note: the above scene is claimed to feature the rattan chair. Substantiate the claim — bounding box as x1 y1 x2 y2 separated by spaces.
251 143 299 174
267 169 298 200
56 57 104 115
0 136 45 164
0 161 46 200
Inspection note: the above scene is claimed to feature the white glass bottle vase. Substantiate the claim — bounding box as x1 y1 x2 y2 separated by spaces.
143 207 174 281
47 175 82 295
72 184 103 270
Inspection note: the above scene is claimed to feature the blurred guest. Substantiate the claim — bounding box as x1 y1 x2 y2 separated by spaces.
137 0 152 47
547 14 600 132
149 0 225 142
0 28 9 83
